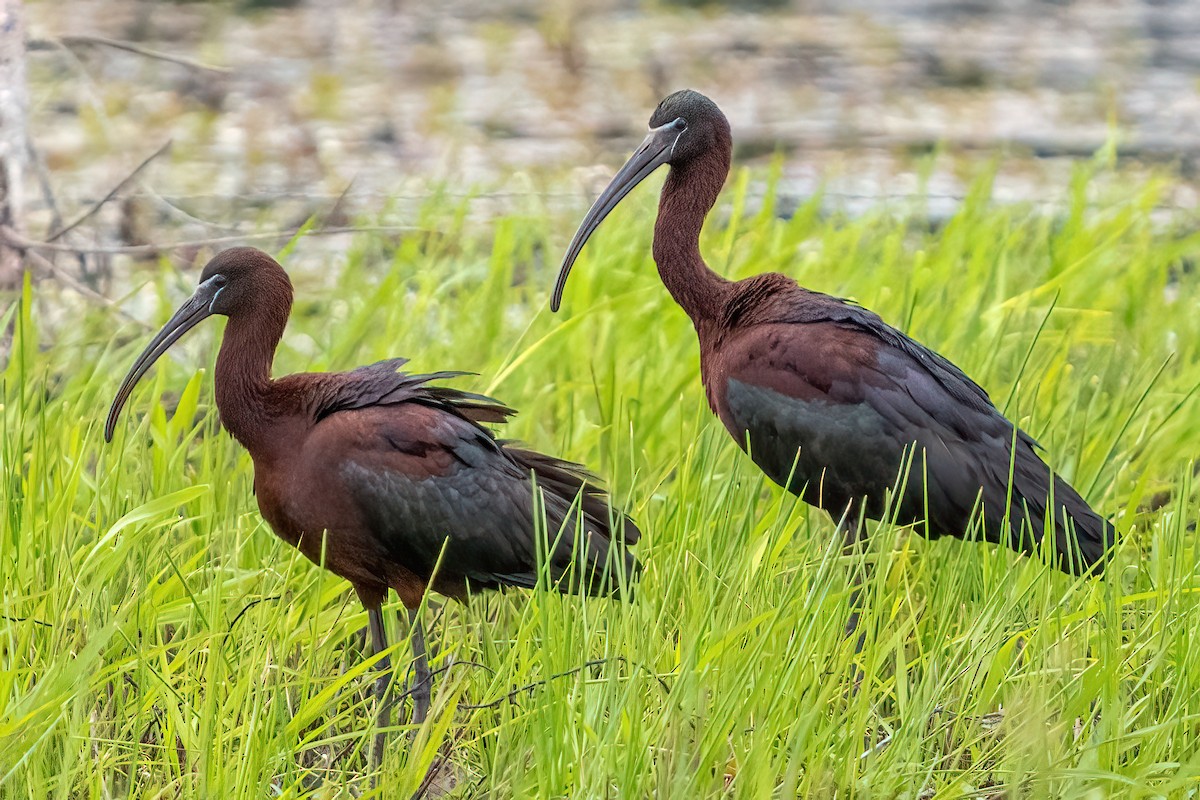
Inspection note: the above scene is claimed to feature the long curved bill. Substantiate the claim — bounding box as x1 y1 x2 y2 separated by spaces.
104 275 224 443
550 121 682 312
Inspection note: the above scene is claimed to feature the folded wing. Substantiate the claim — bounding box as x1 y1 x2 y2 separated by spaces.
714 289 1113 574
288 364 639 597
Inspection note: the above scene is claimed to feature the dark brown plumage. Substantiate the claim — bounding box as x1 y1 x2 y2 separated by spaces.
106 247 639 767
551 90 1112 628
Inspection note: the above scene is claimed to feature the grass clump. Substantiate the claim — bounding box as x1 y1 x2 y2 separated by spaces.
2 165 1200 798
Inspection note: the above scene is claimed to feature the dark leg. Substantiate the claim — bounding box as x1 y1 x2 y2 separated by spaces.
367 605 394 773
407 607 431 725
841 517 869 655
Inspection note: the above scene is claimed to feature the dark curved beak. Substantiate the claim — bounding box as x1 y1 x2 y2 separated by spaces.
105 276 224 443
550 122 681 312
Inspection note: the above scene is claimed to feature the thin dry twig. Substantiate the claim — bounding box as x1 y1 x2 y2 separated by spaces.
47 139 173 243
25 248 119 305
37 35 232 74
24 249 156 331
24 248 104 300
226 595 285 639
459 656 672 710
391 658 497 703
138 185 243 233
1 613 53 628
0 225 421 257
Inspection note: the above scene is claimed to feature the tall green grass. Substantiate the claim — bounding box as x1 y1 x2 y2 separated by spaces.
3 164 1200 797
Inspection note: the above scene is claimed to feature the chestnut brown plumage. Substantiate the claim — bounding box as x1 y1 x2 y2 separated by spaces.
552 90 1112 637
105 247 639 768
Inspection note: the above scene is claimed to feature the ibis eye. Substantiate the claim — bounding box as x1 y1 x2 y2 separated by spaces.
673 117 688 131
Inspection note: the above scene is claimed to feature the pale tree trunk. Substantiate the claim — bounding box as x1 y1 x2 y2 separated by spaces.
0 0 28 290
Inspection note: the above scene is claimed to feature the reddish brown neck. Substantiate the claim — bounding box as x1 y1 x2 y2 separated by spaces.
652 149 732 331
213 297 290 456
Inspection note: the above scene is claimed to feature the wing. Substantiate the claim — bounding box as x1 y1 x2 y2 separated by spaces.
711 307 1112 573
288 358 516 425
771 287 999 416
287 373 638 599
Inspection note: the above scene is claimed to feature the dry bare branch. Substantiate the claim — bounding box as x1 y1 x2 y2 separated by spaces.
46 34 231 75
46 138 173 242
0 224 421 257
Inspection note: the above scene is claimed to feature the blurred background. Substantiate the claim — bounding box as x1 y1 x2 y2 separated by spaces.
15 0 1200 287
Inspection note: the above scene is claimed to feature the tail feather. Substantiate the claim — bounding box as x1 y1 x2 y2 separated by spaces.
412 381 517 424
1008 443 1115 575
502 444 641 597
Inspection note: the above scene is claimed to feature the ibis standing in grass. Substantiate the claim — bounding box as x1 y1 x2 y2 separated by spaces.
551 90 1113 635
106 247 640 768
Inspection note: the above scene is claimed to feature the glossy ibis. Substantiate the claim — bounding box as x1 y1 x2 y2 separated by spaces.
551 90 1113 635
106 247 639 766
